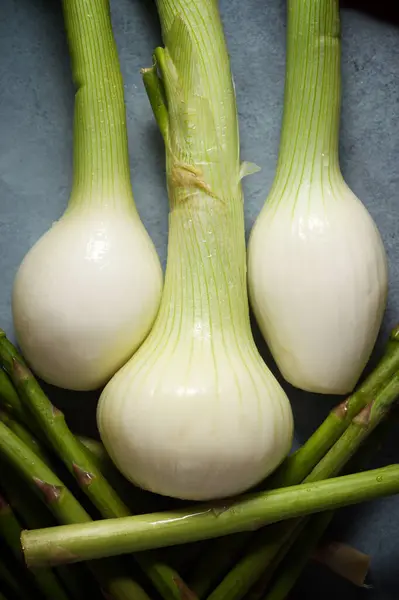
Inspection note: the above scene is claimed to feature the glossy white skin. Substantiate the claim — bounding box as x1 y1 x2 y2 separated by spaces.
248 180 388 395
12 209 163 391
98 336 294 501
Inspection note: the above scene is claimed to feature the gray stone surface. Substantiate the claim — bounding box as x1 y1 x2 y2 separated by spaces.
0 0 398 598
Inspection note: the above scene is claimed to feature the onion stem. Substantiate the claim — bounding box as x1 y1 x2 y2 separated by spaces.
62 0 136 213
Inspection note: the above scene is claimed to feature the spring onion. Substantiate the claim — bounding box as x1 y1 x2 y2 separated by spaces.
97 0 294 501
247 0 388 395
12 0 162 391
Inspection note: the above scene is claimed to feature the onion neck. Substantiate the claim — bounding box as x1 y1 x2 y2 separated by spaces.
145 0 253 344
274 0 341 190
154 0 241 200
155 197 253 349
62 0 136 214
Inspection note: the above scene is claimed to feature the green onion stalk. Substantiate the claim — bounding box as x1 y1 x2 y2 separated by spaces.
0 331 194 600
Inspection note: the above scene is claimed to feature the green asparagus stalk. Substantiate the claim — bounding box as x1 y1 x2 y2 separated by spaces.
0 331 193 600
206 371 399 600
0 420 150 600
0 489 70 600
0 559 30 600
21 462 399 567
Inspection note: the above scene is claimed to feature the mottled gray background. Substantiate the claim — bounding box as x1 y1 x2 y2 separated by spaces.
0 0 398 598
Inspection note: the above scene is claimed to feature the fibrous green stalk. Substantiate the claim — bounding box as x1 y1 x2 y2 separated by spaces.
0 331 193 600
21 463 399 566
268 0 341 207
142 0 253 362
0 421 150 600
207 371 399 600
62 0 136 212
0 489 69 600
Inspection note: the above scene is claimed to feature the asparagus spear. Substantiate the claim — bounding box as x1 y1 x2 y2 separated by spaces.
21 462 399 566
0 421 150 600
0 331 193 600
0 488 70 600
206 371 399 600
